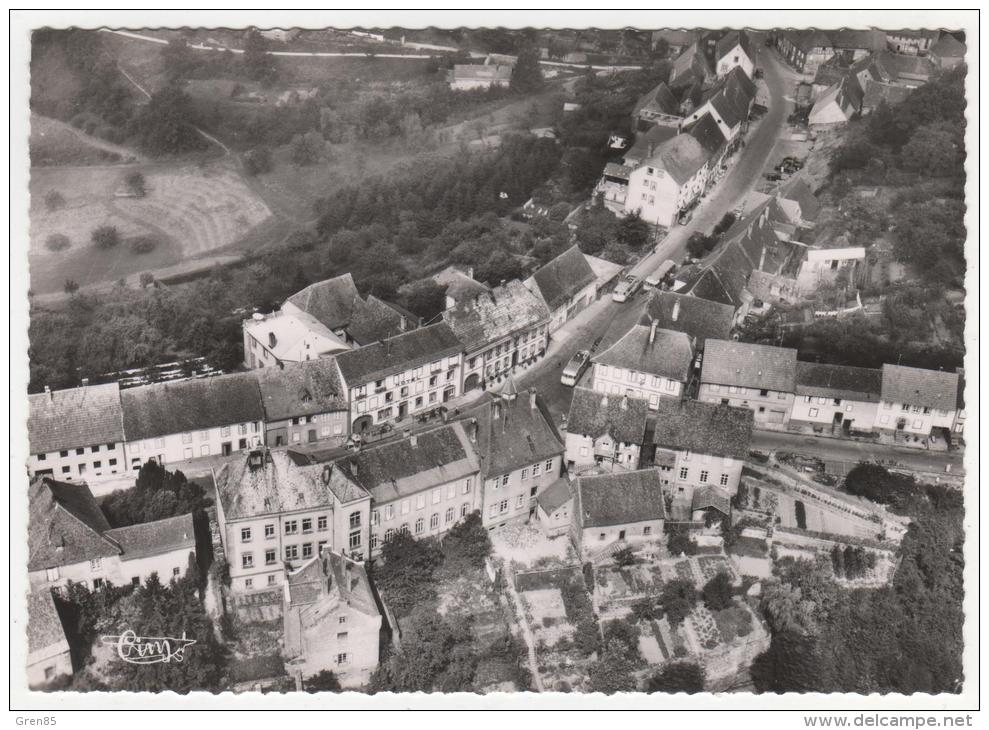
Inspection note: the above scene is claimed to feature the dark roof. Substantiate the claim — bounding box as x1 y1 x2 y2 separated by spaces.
346 295 414 347
692 485 731 514
686 113 727 157
828 29 886 52
651 399 753 459
931 32 966 58
566 387 649 445
578 469 666 528
452 64 512 81
795 362 882 402
215 448 368 521
536 477 573 515
28 382 125 455
334 322 462 386
634 81 681 118
286 273 360 331
121 373 264 441
645 134 712 187
256 358 348 422
779 178 821 222
333 421 479 504
286 550 379 615
644 290 734 344
706 67 757 128
701 339 798 392
670 43 711 89
105 513 196 562
593 324 693 382
956 368 966 410
715 29 752 64
528 245 596 311
880 364 959 412
28 590 69 655
443 280 549 353
779 29 833 54
461 390 563 479
862 79 912 109
28 477 119 571
624 124 679 165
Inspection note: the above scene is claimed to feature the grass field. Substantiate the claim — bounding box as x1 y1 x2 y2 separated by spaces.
29 114 141 167
29 159 272 294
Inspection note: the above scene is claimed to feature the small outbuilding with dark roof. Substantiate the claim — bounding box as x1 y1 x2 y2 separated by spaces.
535 477 574 537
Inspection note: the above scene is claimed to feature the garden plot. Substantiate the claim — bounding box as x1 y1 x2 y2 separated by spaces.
492 521 574 567
437 568 510 644
774 489 882 539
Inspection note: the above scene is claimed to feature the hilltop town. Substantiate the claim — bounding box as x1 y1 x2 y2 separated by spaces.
24 25 967 696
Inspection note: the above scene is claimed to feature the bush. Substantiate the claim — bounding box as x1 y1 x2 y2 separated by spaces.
794 501 807 529
713 605 753 642
573 616 601 656
667 525 698 556
63 279 80 295
613 546 635 567
45 233 71 252
440 510 492 572
660 578 697 627
129 236 158 254
702 571 734 611
631 597 659 622
91 225 120 249
647 661 705 693
686 232 717 259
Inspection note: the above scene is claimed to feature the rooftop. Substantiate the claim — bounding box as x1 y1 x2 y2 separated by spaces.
593 323 694 382
28 382 125 455
715 29 752 63
443 279 549 354
526 245 597 311
121 372 265 442
566 387 649 446
214 448 369 521
105 512 196 562
634 81 681 118
880 364 959 412
28 477 119 571
452 64 513 81
701 339 798 392
346 295 416 347
644 290 734 344
652 399 754 460
244 310 349 361
256 358 348 422
28 589 69 656
286 549 379 615
334 322 462 386
686 112 727 157
795 362 883 402
536 477 573 515
624 124 680 165
643 134 712 187
285 273 360 332
577 469 666 528
930 32 966 58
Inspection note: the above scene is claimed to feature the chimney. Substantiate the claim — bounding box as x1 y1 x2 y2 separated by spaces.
672 300 681 322
529 388 537 410
469 418 478 443
621 394 629 411
466 266 474 280
349 457 359 476
81 377 89 387
44 385 51 400
649 319 658 345
410 433 418 448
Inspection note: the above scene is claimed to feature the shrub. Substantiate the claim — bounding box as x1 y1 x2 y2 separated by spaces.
243 146 273 176
129 236 158 254
667 525 698 556
613 546 635 567
660 578 697 627
45 233 71 252
647 661 706 693
91 225 120 249
702 571 734 611
542 616 555 628
713 606 753 642
794 501 807 529
63 279 79 295
631 597 659 622
573 616 601 656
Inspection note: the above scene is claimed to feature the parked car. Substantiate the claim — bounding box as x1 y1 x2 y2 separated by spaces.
764 172 782 182
753 68 765 79
644 259 677 290
561 350 591 387
612 275 642 303
677 208 694 225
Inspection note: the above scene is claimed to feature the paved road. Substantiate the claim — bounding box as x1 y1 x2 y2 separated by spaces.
751 430 964 476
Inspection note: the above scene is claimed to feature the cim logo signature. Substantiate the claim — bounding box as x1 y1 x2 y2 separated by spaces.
101 630 196 665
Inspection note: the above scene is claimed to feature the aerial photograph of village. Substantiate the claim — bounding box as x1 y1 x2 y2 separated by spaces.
16 13 972 708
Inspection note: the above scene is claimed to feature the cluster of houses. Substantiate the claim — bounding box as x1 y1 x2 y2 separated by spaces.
596 30 759 229
770 28 966 127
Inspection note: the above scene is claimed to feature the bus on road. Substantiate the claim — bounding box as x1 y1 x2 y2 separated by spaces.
561 350 591 387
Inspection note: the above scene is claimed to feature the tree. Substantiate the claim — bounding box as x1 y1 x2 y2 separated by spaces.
686 232 717 259
400 280 447 322
63 279 80 295
91 225 121 249
139 272 155 288
130 235 157 254
125 171 147 197
440 510 492 572
243 28 278 85
660 578 697 626
602 619 640 658
291 130 324 166
631 597 659 622
667 525 697 556
510 45 544 94
304 670 341 692
647 661 705 693
900 122 963 177
588 641 638 693
45 233 71 252
243 146 273 176
372 531 443 617
702 571 734 611
616 210 651 250
131 86 205 156
760 582 818 635
100 461 212 528
613 546 636 567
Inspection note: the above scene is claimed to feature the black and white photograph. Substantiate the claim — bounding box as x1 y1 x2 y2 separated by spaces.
9 8 979 716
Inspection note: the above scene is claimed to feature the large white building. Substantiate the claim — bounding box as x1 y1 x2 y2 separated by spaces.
714 30 755 79
625 134 713 228
243 310 349 369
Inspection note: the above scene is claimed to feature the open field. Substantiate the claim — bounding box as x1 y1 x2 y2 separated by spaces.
29 114 142 167
29 160 271 294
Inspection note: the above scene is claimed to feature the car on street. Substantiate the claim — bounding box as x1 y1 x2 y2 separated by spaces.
644 259 677 290
612 274 642 302
561 350 591 387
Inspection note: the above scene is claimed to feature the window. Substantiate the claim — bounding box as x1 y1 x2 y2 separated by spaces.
285 545 298 560
242 553 254 569
720 473 730 486
349 530 362 549
415 518 425 534
521 467 529 480
401 499 411 515
461 503 470 517
545 459 554 472
532 462 541 476
445 507 455 524
318 540 327 554
430 513 439 529
285 521 298 535
318 515 328 531
370 533 379 551
599 533 606 541
370 510 379 527
643 526 652 536
336 654 349 665
241 527 252 543
302 543 313 559
89 557 102 571
679 467 689 480
499 499 509 514
265 524 275 539
516 494 524 509
700 471 709 483
337 632 348 641
301 518 312 533
501 474 510 487
488 504 498 517
808 408 819 417
400 523 410 535
385 505 394 521
463 479 472 494
432 488 441 505
245 578 254 590
416 494 426 510
265 549 276 565
173 566 181 577
268 574 277 586
76 447 84 455
384 528 395 543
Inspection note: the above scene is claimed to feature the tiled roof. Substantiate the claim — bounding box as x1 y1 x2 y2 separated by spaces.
443 279 549 354
862 79 913 109
256 358 348 422
828 29 886 52
701 339 798 392
874 51 935 82
28 589 69 655
715 29 752 65
624 124 679 166
286 550 379 615
105 512 196 562
577 469 666 528
244 310 349 360
880 364 959 412
651 399 754 459
461 390 563 479
527 245 596 311
432 266 491 304
603 162 633 181
670 43 711 89
634 81 681 118
452 64 513 81
652 29 697 47
692 485 731 514
536 477 573 515
780 29 832 54
593 324 694 383
931 32 966 58
795 362 883 402
644 290 734 344
686 113 727 157
644 134 711 187
779 178 821 222
286 273 360 332
706 67 757 129
566 387 648 446
346 295 414 347
215 448 368 521
28 477 119 571
28 382 125 455
332 421 479 504
334 322 462 386
121 372 265 441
